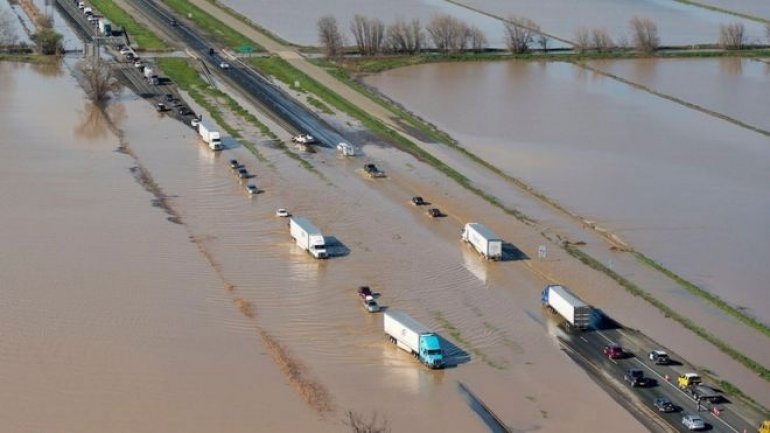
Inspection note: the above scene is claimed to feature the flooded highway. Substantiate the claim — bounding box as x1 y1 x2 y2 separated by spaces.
363 60 770 329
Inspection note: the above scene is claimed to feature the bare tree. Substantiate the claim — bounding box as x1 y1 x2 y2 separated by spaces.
503 16 539 54
343 410 391 433
629 16 659 53
350 15 385 56
718 22 745 50
573 27 590 53
317 15 344 59
536 34 550 52
386 17 424 54
426 13 469 53
78 56 121 102
467 25 487 52
591 28 614 52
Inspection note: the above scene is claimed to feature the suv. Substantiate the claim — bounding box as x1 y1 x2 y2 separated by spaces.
411 196 425 206
649 350 670 365
427 208 441 218
681 414 705 431
624 369 648 387
603 344 624 359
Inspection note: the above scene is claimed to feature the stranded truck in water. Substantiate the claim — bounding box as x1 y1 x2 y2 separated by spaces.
541 285 593 330
197 121 223 150
289 217 328 259
462 223 503 260
384 310 444 369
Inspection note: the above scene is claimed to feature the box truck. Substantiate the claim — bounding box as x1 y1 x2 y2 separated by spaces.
289 217 328 259
383 310 444 369
197 121 223 150
462 223 503 260
98 19 112 35
541 285 593 330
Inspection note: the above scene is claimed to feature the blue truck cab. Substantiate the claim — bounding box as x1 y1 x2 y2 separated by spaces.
419 333 444 369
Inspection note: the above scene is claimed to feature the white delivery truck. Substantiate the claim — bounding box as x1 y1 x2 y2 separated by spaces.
383 310 444 369
98 19 112 35
197 121 223 150
336 142 357 156
462 223 503 260
541 285 593 330
289 217 328 259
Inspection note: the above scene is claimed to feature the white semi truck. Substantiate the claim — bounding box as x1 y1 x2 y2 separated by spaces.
197 121 223 150
541 285 593 330
383 310 444 369
462 223 503 260
289 217 328 259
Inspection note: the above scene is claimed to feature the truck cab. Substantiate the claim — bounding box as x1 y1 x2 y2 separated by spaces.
308 234 328 259
419 334 444 369
678 373 702 389
758 420 770 433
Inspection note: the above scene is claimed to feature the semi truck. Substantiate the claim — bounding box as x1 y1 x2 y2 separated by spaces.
383 310 444 369
197 121 223 150
462 223 503 260
337 142 356 156
289 217 328 259
143 67 159 85
97 18 112 35
541 284 593 330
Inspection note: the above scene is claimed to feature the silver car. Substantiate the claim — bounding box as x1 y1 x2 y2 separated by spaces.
363 299 380 313
682 414 705 431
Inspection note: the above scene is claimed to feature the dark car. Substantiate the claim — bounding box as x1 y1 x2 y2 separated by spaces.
164 93 175 102
237 168 249 179
624 369 649 387
427 208 441 218
603 344 624 359
156 103 168 112
169 18 177 26
411 196 425 206
208 47 215 55
229 159 240 169
357 286 374 300
654 397 676 413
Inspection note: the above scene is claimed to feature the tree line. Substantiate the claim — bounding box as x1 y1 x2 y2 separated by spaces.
318 13 770 58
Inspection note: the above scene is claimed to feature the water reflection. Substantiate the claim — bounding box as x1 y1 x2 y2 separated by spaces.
718 57 743 76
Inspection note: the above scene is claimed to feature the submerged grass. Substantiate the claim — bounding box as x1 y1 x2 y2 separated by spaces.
433 311 506 370
88 0 168 50
0 53 60 64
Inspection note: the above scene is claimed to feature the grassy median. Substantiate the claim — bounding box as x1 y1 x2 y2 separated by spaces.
160 0 257 50
88 0 168 50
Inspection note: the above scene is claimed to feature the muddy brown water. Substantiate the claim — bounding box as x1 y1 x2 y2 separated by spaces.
590 58 770 133
453 0 767 45
0 61 657 431
362 60 770 330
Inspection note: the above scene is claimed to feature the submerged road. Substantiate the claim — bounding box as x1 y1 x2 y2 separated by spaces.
126 0 347 148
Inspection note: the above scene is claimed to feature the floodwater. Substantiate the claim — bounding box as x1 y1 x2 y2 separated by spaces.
0 60 656 431
590 57 770 133
452 0 767 45
217 0 512 48
694 0 770 21
363 60 770 328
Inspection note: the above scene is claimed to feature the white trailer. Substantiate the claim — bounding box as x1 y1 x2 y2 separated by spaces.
462 223 503 260
289 217 328 259
541 285 593 330
197 121 223 150
383 310 444 369
336 142 357 156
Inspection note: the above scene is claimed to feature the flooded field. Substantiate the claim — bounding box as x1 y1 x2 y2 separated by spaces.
590 58 770 132
696 0 770 20
452 0 766 45
363 60 770 328
217 0 511 47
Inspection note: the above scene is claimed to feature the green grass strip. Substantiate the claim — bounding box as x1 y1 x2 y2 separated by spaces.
88 0 168 50
0 53 60 63
634 252 770 339
563 244 770 398
160 0 257 50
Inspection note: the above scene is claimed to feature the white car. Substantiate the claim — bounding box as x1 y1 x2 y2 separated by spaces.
363 298 380 313
682 414 705 431
292 134 316 144
275 208 290 217
219 62 230 69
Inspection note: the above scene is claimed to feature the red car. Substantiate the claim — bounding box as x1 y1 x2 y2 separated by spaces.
603 344 624 359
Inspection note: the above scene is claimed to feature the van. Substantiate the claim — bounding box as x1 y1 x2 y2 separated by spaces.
77 2 85 9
